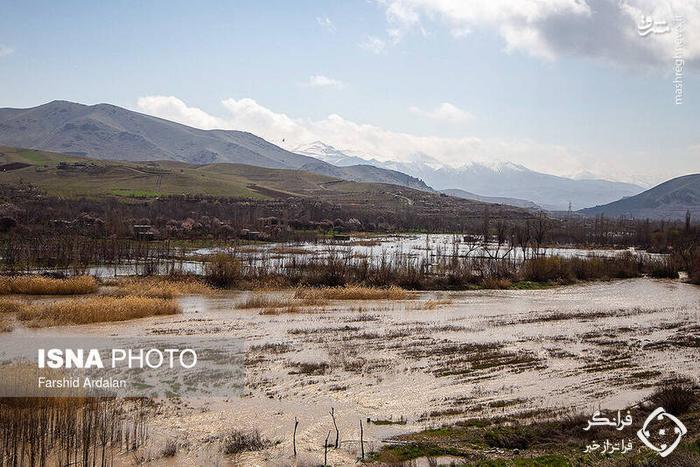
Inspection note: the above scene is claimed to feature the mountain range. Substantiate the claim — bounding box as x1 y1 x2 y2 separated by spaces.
0 101 648 211
0 101 430 191
295 141 644 211
581 173 700 220
0 146 533 228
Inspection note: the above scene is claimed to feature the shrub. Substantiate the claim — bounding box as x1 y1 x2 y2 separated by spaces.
221 430 270 455
161 439 177 458
520 257 574 283
690 255 700 284
204 254 241 288
647 257 680 279
649 380 698 415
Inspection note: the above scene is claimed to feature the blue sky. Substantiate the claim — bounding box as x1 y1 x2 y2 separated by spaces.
0 0 697 184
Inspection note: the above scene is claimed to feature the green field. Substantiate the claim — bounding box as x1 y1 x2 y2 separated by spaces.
0 147 336 200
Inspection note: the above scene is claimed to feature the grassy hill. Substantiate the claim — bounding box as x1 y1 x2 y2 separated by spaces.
0 147 535 222
581 173 700 220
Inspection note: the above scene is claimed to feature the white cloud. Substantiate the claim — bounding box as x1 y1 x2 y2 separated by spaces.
372 0 700 66
0 45 14 57
360 35 387 54
409 102 474 123
316 16 336 32
307 74 345 89
136 95 603 178
135 96 225 129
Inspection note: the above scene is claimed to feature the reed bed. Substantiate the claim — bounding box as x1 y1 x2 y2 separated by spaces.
294 285 411 301
0 275 98 295
0 396 151 467
17 296 180 327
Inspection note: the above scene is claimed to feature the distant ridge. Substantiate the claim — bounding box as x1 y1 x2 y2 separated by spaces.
581 173 700 220
441 188 541 210
294 140 644 210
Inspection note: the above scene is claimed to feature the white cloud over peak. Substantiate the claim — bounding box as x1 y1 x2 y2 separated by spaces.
409 102 474 123
372 0 700 66
307 74 345 89
0 45 14 57
136 95 645 181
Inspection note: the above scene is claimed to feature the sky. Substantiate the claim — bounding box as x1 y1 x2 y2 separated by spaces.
0 0 698 185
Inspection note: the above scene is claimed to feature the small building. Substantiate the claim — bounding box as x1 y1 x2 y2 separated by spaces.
133 224 155 241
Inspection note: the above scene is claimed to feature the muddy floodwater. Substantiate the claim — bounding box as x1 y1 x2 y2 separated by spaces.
14 278 700 466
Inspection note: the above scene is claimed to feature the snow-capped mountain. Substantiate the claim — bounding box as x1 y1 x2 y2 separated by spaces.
294 141 382 167
295 141 645 210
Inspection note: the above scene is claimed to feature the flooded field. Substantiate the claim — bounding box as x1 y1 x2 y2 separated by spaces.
26 234 661 278
8 277 699 465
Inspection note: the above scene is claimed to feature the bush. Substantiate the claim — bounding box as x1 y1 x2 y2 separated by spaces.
690 256 700 285
221 430 270 455
520 257 574 283
160 439 177 458
204 254 241 288
647 257 680 279
649 380 698 415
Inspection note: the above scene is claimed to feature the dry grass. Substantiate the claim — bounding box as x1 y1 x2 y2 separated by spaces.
294 285 410 301
239 293 327 312
0 298 33 313
237 294 288 309
260 305 302 315
422 299 453 310
116 276 212 298
0 275 98 295
0 315 12 332
17 296 180 326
